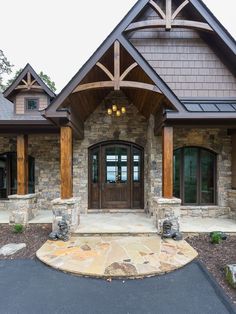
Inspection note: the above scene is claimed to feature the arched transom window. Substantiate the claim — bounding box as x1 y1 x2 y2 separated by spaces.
174 147 216 205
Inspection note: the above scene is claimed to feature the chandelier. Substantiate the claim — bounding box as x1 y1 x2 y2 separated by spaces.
105 91 129 117
107 104 126 117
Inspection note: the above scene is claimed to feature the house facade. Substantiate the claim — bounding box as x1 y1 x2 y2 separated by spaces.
0 0 236 229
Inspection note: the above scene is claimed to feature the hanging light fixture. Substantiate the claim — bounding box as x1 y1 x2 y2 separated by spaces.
104 91 129 117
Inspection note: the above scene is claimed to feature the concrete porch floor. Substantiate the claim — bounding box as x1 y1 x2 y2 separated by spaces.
0 210 236 233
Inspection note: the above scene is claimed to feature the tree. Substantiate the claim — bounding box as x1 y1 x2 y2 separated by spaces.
0 50 13 92
38 71 56 93
4 68 57 93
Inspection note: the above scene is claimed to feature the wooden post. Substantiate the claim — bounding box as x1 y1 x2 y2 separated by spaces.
162 126 173 198
166 0 172 30
17 135 28 195
60 126 73 199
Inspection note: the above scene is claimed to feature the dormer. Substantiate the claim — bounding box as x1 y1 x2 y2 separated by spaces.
3 64 56 115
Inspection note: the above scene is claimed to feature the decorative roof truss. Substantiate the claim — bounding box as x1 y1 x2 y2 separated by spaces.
72 41 161 95
126 0 213 33
15 72 43 92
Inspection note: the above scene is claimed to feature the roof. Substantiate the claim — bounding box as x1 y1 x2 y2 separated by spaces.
3 64 56 100
0 93 46 121
183 100 236 113
45 0 236 121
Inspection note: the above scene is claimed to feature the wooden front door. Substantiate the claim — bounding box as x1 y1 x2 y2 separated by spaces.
89 141 144 210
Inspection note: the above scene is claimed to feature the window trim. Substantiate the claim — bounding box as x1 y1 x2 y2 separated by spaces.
174 146 217 206
24 97 39 112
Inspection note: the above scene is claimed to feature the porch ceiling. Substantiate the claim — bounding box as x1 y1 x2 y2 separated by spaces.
61 43 174 122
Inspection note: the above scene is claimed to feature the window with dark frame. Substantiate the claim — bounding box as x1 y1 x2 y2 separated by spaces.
174 147 216 205
0 152 35 199
25 98 39 111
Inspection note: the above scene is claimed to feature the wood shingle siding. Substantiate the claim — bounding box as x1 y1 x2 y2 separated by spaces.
15 92 49 114
129 27 236 98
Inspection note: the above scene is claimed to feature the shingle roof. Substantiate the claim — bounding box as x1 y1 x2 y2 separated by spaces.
0 93 46 121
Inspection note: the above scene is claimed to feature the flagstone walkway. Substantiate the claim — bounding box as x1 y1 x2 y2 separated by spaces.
37 236 198 278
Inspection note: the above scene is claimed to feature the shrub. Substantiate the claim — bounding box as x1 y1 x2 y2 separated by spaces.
210 231 227 244
13 224 24 234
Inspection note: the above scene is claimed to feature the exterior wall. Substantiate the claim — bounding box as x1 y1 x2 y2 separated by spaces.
0 135 60 211
0 128 234 219
14 91 49 114
72 103 159 213
174 128 232 217
129 7 236 98
28 135 60 210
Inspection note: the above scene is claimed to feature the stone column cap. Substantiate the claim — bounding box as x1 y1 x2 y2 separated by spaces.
51 197 80 205
153 197 182 205
8 193 38 200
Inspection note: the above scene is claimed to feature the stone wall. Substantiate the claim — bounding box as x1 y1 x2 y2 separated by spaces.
228 190 236 219
0 135 60 212
73 102 153 213
146 116 162 213
28 135 60 210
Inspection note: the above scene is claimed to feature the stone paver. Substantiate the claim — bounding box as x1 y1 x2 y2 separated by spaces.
76 213 157 234
37 236 198 278
180 217 236 233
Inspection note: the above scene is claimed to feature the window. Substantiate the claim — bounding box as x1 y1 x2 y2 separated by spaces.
174 147 216 205
25 98 39 111
0 152 35 199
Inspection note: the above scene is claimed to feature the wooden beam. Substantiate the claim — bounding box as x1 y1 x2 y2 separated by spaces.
162 126 173 198
96 62 114 81
17 134 28 195
60 126 73 199
72 81 115 93
72 80 162 94
172 0 189 20
114 41 120 90
166 0 172 30
120 62 138 80
148 0 166 19
126 19 213 32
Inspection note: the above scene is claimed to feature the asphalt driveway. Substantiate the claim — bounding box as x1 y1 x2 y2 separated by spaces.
0 260 235 314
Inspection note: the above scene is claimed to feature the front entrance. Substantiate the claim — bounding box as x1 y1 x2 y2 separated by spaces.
89 141 144 210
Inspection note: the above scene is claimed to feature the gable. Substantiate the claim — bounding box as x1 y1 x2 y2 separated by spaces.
3 64 55 101
43 0 236 136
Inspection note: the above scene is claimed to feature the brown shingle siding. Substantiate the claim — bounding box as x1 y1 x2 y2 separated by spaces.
129 26 236 98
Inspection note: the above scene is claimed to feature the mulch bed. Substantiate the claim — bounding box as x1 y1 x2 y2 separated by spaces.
187 234 236 306
0 224 51 259
0 225 235 305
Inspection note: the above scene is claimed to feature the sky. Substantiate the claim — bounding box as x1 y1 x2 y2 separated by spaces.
1 0 236 92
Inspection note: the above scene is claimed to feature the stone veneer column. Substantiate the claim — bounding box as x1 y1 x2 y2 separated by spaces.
51 197 80 233
153 197 181 233
8 194 38 225
228 190 236 219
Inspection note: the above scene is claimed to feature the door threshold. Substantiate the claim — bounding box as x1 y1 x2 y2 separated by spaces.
88 209 145 214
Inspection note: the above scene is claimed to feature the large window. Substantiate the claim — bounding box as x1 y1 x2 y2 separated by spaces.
174 147 216 205
0 152 35 199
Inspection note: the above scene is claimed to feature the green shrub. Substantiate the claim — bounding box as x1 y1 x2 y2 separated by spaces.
210 231 227 244
13 224 24 234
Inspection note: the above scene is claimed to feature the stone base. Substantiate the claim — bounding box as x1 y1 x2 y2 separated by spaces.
8 194 38 225
181 206 231 219
51 198 80 233
153 197 181 233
